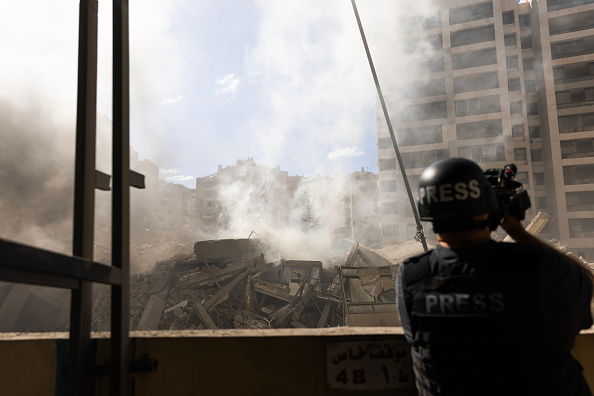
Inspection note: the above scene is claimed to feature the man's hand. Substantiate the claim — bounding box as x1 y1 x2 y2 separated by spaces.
500 204 534 244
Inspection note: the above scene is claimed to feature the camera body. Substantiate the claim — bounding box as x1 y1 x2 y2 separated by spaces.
484 164 531 221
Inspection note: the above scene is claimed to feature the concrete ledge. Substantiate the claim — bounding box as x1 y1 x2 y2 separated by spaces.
0 328 592 395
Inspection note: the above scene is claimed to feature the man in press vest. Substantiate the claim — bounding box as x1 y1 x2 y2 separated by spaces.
396 157 594 395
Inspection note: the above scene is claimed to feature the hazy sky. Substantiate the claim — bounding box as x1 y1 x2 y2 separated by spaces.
0 0 402 188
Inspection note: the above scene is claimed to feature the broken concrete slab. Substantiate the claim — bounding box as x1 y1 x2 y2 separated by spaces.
205 272 247 312
150 271 172 298
194 238 263 263
317 302 332 328
181 262 250 289
194 302 218 329
344 242 359 267
252 279 292 302
137 295 166 330
280 260 322 284
164 300 188 314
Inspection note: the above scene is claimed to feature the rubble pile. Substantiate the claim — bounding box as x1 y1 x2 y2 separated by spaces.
91 239 400 331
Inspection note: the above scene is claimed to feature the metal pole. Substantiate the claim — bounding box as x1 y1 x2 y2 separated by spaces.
111 0 131 394
71 0 99 394
350 0 428 252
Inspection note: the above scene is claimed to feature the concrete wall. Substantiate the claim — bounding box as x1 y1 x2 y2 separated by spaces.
1 328 593 396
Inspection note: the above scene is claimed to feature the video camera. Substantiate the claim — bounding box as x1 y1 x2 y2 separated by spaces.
484 164 531 221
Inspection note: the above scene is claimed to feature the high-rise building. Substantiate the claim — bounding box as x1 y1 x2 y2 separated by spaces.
330 169 382 245
195 158 302 235
376 0 594 260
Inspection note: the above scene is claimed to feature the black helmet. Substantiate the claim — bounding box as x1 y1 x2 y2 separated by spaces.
417 157 498 232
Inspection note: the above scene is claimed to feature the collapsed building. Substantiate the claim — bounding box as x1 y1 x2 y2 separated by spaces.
92 238 402 332
2 212 592 333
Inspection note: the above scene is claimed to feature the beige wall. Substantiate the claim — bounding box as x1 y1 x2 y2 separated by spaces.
1 328 594 395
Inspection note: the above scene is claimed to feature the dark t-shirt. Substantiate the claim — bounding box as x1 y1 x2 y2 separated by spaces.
396 240 593 395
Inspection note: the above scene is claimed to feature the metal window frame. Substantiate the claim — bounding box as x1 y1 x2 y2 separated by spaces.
0 1 136 395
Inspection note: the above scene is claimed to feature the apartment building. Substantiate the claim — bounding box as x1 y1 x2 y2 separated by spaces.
195 158 302 235
376 0 594 260
196 160 381 243
330 169 382 245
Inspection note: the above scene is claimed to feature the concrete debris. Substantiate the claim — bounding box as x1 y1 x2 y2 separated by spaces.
137 295 166 331
91 238 403 331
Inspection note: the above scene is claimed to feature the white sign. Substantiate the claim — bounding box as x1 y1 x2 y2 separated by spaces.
326 340 414 391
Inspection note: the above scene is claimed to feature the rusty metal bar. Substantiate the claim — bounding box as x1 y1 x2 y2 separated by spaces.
0 239 121 286
111 0 131 394
70 0 99 394
351 0 428 252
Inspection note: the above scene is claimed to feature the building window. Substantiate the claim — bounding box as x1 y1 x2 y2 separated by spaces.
459 143 506 163
397 125 443 146
563 164 594 185
502 10 515 25
506 55 519 69
401 101 447 122
382 224 399 237
569 218 594 238
566 191 594 212
455 95 501 117
554 62 594 84
523 58 534 71
449 2 493 25
379 158 396 171
525 80 537 93
456 119 503 140
521 36 533 49
549 10 594 35
378 137 393 149
547 0 594 12
512 124 525 138
452 48 497 70
380 180 397 193
536 196 547 209
381 202 399 215
401 149 450 169
561 138 594 159
514 148 527 161
558 113 594 134
505 33 517 47
552 39 587 59
556 88 594 109
519 14 530 28
527 102 539 115
556 91 570 106
510 101 523 115
508 78 521 91
531 149 543 161
529 125 541 139
454 71 499 94
534 172 545 185
451 25 495 47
